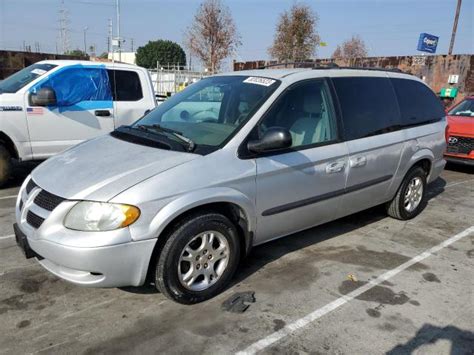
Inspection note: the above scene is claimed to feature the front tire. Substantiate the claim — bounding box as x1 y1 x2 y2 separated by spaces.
0 145 12 188
154 212 240 304
386 166 427 220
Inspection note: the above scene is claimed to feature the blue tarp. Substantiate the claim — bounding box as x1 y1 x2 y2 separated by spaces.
30 64 113 112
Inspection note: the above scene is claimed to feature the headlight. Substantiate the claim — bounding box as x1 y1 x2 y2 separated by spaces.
64 201 140 231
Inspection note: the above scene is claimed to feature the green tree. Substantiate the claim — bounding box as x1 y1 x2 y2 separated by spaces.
136 40 186 69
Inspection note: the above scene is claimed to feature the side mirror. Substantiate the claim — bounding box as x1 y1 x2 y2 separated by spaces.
29 87 57 107
247 127 292 154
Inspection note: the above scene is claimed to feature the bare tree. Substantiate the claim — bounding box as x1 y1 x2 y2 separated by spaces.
268 3 320 62
332 35 368 59
185 0 241 73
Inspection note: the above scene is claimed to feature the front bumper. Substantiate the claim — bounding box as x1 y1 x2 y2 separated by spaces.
15 177 157 288
15 221 156 287
27 233 156 287
444 154 474 166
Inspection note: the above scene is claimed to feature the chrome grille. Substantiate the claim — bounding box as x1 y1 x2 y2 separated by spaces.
26 211 45 229
447 136 473 155
25 179 37 194
34 190 65 212
19 179 66 230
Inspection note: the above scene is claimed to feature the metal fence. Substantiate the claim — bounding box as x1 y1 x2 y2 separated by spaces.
148 63 208 97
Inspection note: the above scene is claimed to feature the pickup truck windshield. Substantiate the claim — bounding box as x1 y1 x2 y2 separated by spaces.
0 63 57 94
132 75 280 153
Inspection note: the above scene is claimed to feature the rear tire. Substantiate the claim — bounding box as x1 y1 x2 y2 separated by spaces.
386 166 427 220
154 212 240 304
0 145 12 188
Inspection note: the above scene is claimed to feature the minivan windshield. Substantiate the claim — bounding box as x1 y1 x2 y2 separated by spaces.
0 63 57 94
448 98 474 117
130 75 280 153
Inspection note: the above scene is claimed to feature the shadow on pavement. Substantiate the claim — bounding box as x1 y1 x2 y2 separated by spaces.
386 323 474 355
2 161 40 190
445 162 473 174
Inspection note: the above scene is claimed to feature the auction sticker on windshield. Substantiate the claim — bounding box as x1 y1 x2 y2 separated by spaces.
31 68 47 75
243 77 276 87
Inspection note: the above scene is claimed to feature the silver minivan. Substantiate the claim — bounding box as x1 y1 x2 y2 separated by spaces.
14 68 446 304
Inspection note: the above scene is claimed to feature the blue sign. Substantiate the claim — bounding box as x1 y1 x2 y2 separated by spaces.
417 33 439 53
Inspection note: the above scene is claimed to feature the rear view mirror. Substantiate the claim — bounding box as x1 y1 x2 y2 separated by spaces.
29 87 57 107
247 127 292 153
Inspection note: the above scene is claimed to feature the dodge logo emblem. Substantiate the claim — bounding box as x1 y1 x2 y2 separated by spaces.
448 137 458 144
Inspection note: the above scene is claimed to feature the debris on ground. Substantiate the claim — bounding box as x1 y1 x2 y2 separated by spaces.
221 291 256 313
348 274 358 282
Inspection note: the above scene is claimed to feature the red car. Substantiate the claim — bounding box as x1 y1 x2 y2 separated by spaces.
445 96 474 166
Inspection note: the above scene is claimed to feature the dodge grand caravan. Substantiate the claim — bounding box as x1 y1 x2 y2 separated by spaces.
14 68 446 304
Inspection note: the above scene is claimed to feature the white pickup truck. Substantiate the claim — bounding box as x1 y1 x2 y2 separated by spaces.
0 60 157 186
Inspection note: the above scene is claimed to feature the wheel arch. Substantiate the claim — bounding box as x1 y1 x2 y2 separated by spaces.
408 149 434 178
144 188 256 283
0 131 19 159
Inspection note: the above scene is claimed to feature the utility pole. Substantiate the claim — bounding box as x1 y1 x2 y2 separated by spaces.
108 18 113 54
449 0 462 55
131 38 134 52
58 0 70 54
83 26 88 54
116 0 121 61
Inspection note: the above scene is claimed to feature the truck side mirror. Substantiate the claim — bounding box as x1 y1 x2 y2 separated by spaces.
29 87 57 107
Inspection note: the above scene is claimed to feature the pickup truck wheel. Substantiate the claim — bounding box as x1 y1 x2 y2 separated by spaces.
0 146 12 187
386 166 427 220
154 212 240 304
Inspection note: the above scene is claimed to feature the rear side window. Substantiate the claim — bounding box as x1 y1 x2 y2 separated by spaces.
391 78 445 126
332 77 400 140
107 70 143 101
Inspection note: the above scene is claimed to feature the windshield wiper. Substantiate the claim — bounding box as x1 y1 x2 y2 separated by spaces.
136 124 195 152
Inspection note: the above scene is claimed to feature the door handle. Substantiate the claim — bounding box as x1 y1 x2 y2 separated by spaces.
95 110 111 117
350 156 367 168
326 161 345 174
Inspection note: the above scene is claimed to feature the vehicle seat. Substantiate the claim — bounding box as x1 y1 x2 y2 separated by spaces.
290 92 323 146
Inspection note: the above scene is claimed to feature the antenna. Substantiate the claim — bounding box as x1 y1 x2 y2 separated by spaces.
58 0 70 54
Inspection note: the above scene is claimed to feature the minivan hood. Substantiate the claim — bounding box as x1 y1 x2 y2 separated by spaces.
31 134 199 201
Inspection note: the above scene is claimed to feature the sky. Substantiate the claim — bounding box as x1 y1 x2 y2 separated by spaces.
0 0 472 70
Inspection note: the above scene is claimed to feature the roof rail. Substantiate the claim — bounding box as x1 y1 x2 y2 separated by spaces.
257 62 403 73
337 66 404 73
258 62 339 69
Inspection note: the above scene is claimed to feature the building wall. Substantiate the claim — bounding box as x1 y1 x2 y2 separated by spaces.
0 50 88 79
233 54 474 99
107 52 136 65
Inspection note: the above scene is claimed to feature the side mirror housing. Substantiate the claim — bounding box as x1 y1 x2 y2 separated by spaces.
29 87 57 107
247 127 292 154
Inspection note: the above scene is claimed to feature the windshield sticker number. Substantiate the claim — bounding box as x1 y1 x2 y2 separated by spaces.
31 68 47 75
243 77 276 87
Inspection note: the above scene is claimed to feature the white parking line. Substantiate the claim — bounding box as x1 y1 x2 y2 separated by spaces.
236 226 474 355
0 195 17 200
445 179 474 188
0 234 14 240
